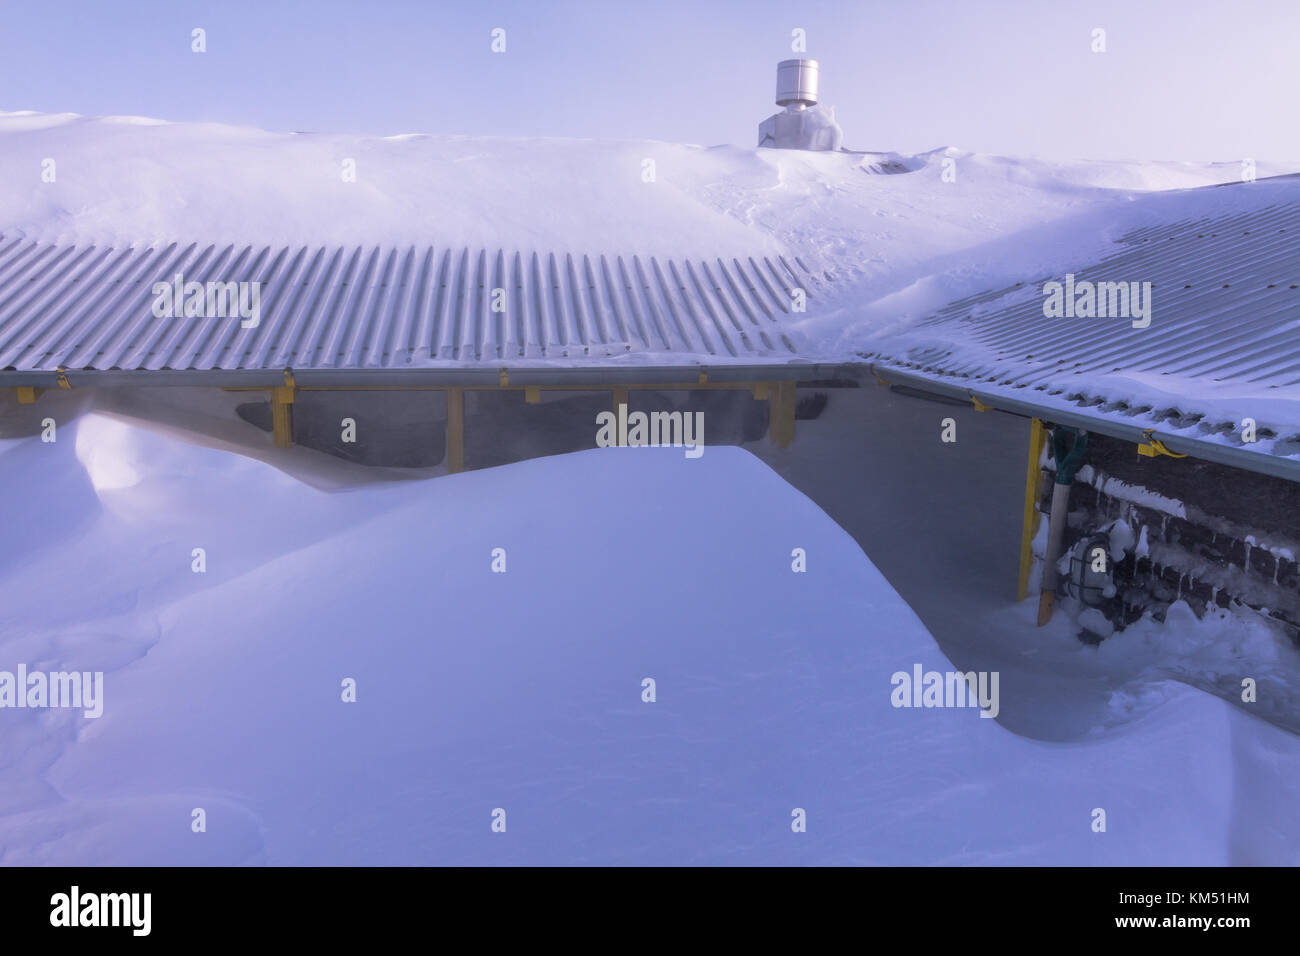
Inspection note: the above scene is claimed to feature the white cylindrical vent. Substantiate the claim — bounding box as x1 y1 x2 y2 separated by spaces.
776 58 819 108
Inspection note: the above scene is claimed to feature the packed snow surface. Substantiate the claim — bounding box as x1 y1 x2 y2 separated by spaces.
0 408 1295 865
1 109 1294 302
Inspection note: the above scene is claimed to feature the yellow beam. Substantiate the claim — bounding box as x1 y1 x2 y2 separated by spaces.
446 386 465 473
271 385 294 448
771 380 797 448
1017 417 1047 602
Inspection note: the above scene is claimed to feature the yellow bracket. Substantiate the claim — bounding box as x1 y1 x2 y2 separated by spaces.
752 382 770 401
524 386 540 404
971 394 992 413
56 368 72 390
871 369 891 388
698 372 708 385
1137 432 1187 458
15 386 39 404
499 369 509 387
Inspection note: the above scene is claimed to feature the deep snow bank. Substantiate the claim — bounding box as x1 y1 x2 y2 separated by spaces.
2 110 1292 280
0 408 1295 864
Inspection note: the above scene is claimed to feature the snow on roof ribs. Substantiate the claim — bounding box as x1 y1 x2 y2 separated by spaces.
0 237 820 373
874 201 1300 388
865 195 1300 476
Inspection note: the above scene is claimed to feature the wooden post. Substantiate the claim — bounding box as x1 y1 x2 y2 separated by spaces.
612 386 628 415
1017 417 1047 602
446 387 465 473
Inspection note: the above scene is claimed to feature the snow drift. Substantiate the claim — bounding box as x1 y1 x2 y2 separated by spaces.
0 407 1295 865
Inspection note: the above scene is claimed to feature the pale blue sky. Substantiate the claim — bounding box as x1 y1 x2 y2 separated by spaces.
2 0 1296 160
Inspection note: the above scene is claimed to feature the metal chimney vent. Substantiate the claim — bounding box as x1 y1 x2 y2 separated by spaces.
758 58 843 151
775 59 819 109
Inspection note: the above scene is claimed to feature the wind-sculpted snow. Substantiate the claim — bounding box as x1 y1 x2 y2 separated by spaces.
0 409 1295 864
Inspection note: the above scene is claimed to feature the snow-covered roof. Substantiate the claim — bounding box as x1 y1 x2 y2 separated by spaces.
3 109 1300 472
863 175 1300 471
0 236 821 370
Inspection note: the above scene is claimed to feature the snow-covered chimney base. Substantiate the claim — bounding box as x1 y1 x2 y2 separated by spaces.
757 104 844 151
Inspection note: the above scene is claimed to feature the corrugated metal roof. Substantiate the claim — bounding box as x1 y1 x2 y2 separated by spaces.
864 197 1300 436
0 236 825 371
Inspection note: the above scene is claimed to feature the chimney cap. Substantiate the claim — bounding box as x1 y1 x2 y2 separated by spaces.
776 58 820 108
